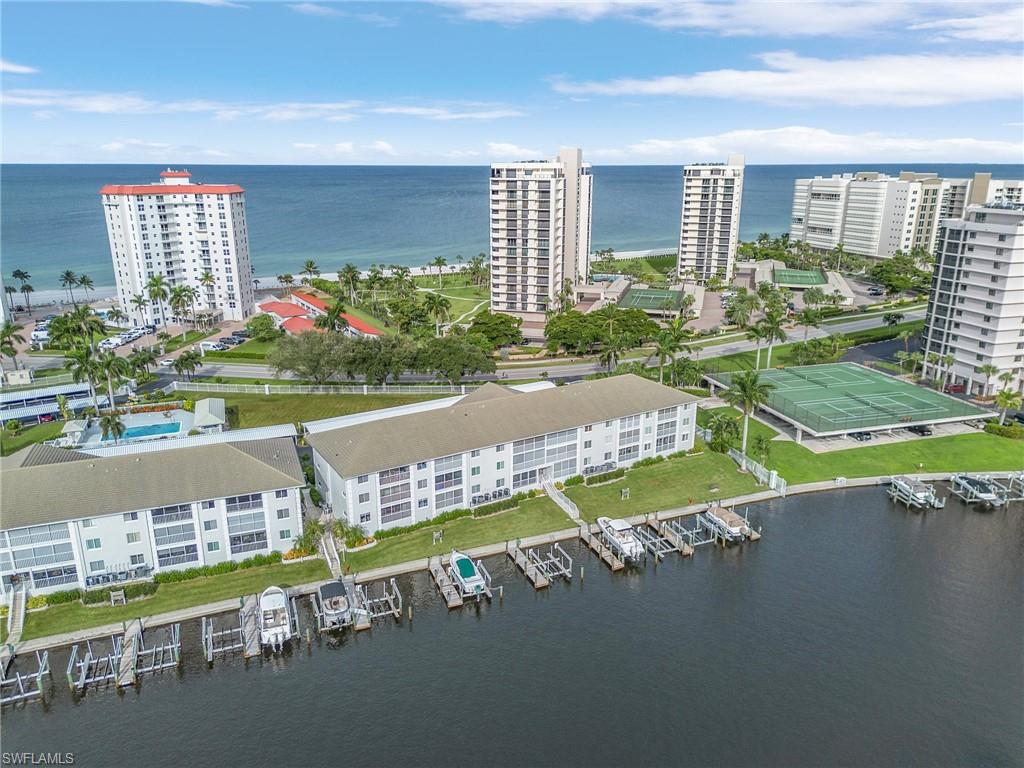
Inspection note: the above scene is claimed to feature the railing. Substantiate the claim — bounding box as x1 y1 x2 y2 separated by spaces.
167 381 478 396
543 479 580 520
726 448 788 496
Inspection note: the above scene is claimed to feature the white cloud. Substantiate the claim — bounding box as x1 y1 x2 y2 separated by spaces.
370 105 524 120
551 51 1023 107
101 138 172 153
586 126 1024 163
180 0 248 7
368 140 397 156
288 2 397 25
100 137 231 159
910 6 1024 42
289 3 341 17
487 142 541 157
0 59 38 74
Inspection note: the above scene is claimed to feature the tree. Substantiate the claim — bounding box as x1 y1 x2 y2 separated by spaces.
417 336 496 385
173 350 203 381
883 311 905 328
751 434 772 466
803 286 826 307
422 292 452 337
66 306 106 352
898 329 913 355
99 412 126 444
0 322 25 371
18 284 33 314
941 353 956 392
995 388 1021 425
3 286 15 314
146 275 170 329
64 345 102 412
106 307 127 327
267 332 348 385
706 411 739 453
314 302 350 333
725 291 759 328
96 350 130 412
894 351 910 375
13 269 32 313
430 256 448 289
599 335 629 372
468 311 522 350
77 274 95 302
386 295 429 334
978 364 1000 397
648 329 685 385
796 307 822 340
60 270 79 305
169 284 194 340
246 314 283 342
130 293 148 323
199 270 216 299
55 393 73 421
998 370 1015 390
746 324 768 371
339 263 361 304
277 274 295 295
722 371 775 469
300 260 321 285
760 311 788 368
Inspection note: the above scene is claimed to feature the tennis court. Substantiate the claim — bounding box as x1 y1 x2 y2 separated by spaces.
773 267 827 287
707 362 991 435
618 287 685 312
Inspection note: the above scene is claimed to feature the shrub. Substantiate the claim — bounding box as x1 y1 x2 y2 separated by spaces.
472 493 526 517
82 581 159 605
153 552 282 583
181 398 195 412
303 464 315 485
563 475 585 487
188 428 201 436
309 487 323 506
45 589 82 605
4 419 21 435
984 422 1024 440
631 455 666 469
375 508 474 540
585 468 626 485
27 596 48 610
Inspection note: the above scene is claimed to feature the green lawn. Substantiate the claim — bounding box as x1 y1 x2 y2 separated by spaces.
19 559 330 642
345 497 574 572
416 283 490 323
205 339 279 361
162 329 215 353
697 406 779 447
565 451 760 522
0 421 64 457
173 390 446 428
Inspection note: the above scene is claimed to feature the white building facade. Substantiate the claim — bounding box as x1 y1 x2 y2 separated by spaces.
307 377 697 534
100 169 256 324
489 148 593 321
790 171 1024 259
921 202 1024 396
677 155 745 283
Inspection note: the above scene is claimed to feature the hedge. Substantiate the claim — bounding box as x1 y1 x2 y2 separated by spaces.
375 508 474 540
585 468 626 485
630 455 666 470
563 475 585 487
984 422 1024 440
472 493 527 517
204 347 273 360
44 589 82 605
82 581 159 605
153 551 282 583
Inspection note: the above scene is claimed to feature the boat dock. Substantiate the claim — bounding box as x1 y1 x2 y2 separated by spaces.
66 637 121 692
506 542 550 589
428 556 464 608
240 594 261 657
648 518 695 556
634 519 678 561
888 476 946 509
116 619 142 687
0 651 50 705
578 523 624 571
352 578 403 628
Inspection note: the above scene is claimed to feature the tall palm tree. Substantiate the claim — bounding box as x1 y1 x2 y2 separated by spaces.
173 350 202 381
130 293 149 324
77 274 95 303
941 353 956 392
430 256 447 289
67 306 106 352
277 273 295 295
12 270 33 313
998 370 1015 391
199 271 216 305
314 302 350 333
648 329 683 385
746 324 768 371
797 307 822 340
706 411 740 453
55 393 73 421
64 344 102 412
0 322 25 371
995 388 1022 425
106 307 127 327
722 370 775 469
599 335 627 372
3 286 16 314
761 311 787 369
422 292 451 337
978 363 1000 397
169 284 193 340
301 260 320 285
99 412 126 444
339 263 361 304
96 350 129 413
898 329 913 355
883 311 905 329
60 270 79 305
146 275 170 330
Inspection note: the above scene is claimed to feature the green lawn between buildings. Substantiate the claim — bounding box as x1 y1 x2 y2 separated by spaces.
0 421 64 457
19 559 330 642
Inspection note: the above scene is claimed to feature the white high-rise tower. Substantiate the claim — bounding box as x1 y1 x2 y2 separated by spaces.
677 154 745 283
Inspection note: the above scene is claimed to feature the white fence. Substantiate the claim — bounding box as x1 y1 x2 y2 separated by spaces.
697 426 788 495
168 381 478 396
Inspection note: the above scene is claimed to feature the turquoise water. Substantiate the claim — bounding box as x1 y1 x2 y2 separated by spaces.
3 163 1021 290
104 421 181 441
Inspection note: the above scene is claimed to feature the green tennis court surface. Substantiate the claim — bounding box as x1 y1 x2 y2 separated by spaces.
708 362 990 435
618 287 685 311
773 267 827 286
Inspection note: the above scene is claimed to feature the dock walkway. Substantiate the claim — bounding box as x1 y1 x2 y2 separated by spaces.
116 619 142 687
578 525 624 571
506 542 550 589
428 556 464 608
240 595 261 657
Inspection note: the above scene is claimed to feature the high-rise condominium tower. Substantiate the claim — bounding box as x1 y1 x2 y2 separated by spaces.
100 169 255 324
489 148 593 322
677 154 745 283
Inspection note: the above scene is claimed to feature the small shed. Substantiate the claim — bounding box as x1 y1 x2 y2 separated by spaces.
193 398 227 432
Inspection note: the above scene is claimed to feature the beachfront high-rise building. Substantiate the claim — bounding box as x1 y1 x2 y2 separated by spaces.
100 169 256 324
790 171 1024 260
489 148 593 324
677 155 745 283
920 201 1024 397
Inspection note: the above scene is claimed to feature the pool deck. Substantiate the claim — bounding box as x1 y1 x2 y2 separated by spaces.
74 410 195 449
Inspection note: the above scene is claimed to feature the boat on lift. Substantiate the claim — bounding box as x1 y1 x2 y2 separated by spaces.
889 476 945 508
704 505 751 541
258 586 293 650
596 517 645 562
449 549 491 598
951 474 1003 506
318 579 353 629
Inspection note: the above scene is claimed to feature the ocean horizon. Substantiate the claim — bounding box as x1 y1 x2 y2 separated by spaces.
4 162 1022 293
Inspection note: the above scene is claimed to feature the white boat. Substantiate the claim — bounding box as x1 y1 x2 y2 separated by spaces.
449 549 490 598
952 474 1002 505
596 517 645 561
258 586 293 650
318 580 352 629
705 506 751 541
890 476 943 508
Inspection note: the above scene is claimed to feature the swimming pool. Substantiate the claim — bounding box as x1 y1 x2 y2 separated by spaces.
104 422 182 441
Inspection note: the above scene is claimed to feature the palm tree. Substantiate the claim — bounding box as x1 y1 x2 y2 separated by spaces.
706 411 739 453
998 370 1015 391
908 351 924 377
751 434 772 466
978 363 1000 397
77 274 95 303
314 302 350 333
64 345 103 412
3 286 16 314
599 335 627 372
146 275 170 329
99 412 126 444
0 322 25 371
339 263 361 304
648 329 684 385
760 311 787 368
300 260 320 285
199 271 216 304
60 270 79 305
277 273 295 295
883 311 905 329
422 292 451 337
96 350 129 412
67 306 106 352
797 307 822 340
55 393 73 421
130 293 149 324
106 307 127 327
12 269 33 313
173 350 203 381
898 329 913 355
831 243 847 272
430 256 447 289
746 324 768 370
894 351 910 375
722 371 775 469
995 388 1021 425
169 284 193 340
941 353 956 392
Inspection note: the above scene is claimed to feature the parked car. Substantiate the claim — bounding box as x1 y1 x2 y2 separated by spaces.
868 287 885 296
1013 412 1024 426
141 324 156 334
944 384 966 394
199 341 227 352
38 413 55 423
230 329 250 339
219 336 242 346
158 358 175 367
849 431 872 442
907 424 933 436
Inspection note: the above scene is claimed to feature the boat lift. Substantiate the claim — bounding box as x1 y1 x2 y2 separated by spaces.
447 557 493 601
633 522 677 562
887 477 946 509
352 578 403 628
66 636 121 692
0 651 50 705
990 472 1024 505
528 543 573 582
950 474 1005 508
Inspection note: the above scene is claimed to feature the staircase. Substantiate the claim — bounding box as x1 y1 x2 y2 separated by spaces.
1 586 27 674
543 480 581 521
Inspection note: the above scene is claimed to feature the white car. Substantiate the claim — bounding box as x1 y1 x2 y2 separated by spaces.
159 358 175 367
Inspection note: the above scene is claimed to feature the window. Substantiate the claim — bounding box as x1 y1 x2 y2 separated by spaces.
496 461 505 471
359 512 371 523
130 554 146 566
584 440 592 449
417 461 428 470
381 501 413 524
358 475 369 484
225 494 261 513
495 444 504 452
417 479 428 490
204 519 218 531
471 449 480 458
158 544 200 566
276 508 290 520
434 489 464 510
86 538 101 550
604 452 612 461
471 466 481 477
123 512 139 522
126 532 141 544
275 489 288 499
154 523 196 547
81 519 94 528
89 560 105 573
496 478 505 488
279 529 292 540
207 541 220 552
201 500 216 510
229 531 268 555
584 425 593 433
418 498 429 509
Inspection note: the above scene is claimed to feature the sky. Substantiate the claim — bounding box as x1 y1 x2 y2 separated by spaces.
2 0 1023 165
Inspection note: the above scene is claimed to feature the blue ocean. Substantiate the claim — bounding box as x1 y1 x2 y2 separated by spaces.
3 163 1021 290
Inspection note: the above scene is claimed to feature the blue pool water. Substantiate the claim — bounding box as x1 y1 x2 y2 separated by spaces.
104 422 181 441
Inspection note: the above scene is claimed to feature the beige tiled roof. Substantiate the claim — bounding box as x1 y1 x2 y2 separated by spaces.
1 437 304 530
307 374 697 479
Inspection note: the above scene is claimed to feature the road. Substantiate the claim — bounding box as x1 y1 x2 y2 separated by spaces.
20 309 925 383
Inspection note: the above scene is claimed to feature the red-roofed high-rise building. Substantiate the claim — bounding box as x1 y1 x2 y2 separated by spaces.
100 169 256 323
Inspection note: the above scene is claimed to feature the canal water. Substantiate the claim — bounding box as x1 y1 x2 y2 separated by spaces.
4 487 1022 767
